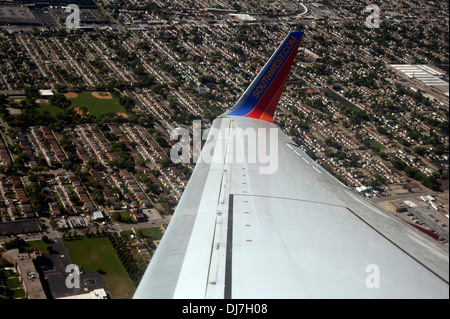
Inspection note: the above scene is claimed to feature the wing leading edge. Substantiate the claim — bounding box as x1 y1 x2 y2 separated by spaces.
133 32 449 299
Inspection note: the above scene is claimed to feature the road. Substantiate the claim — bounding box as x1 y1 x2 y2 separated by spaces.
116 217 170 232
408 206 449 241
369 191 441 204
0 212 171 246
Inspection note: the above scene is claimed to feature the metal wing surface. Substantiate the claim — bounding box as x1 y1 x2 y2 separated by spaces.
134 32 449 299
134 116 449 298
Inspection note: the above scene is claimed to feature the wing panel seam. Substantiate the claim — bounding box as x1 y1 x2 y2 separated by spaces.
224 194 234 299
346 208 449 285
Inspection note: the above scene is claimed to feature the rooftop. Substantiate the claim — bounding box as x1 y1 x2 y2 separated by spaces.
57 288 108 299
38 89 54 97
0 6 39 25
390 64 449 94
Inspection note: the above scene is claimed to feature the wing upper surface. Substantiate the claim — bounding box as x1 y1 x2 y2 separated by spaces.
134 117 449 299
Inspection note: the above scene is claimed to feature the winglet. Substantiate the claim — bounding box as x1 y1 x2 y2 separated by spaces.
223 31 304 122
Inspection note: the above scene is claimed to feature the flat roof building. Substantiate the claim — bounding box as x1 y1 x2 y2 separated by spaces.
0 6 40 25
38 89 54 98
92 211 104 221
32 239 111 299
388 201 409 212
390 64 449 95
2 249 47 299
57 288 108 299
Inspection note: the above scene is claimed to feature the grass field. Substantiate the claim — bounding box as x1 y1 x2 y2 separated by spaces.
63 236 135 299
37 103 63 115
121 227 164 241
68 91 126 117
142 227 164 240
363 139 385 152
25 239 52 252
110 210 135 224
37 91 127 118
0 269 25 299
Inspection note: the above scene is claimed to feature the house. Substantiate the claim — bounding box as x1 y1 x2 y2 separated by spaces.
92 211 104 222
131 209 146 222
307 88 320 95
83 202 96 213
49 202 62 217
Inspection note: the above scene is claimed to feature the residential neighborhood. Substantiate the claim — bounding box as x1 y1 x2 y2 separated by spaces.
0 0 448 299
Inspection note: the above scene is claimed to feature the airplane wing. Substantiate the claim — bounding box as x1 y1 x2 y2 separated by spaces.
134 32 449 299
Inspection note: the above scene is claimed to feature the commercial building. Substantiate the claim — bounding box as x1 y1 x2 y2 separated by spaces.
390 64 449 95
38 89 54 98
0 6 40 25
301 47 322 62
388 201 409 212
33 239 111 299
2 249 46 299
58 288 108 299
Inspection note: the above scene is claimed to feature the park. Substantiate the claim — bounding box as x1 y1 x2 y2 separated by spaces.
38 91 128 118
